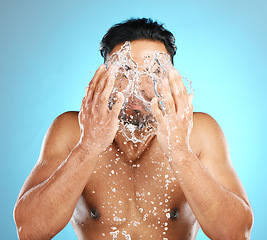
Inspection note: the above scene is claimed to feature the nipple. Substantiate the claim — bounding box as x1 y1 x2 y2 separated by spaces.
170 208 179 220
90 208 100 220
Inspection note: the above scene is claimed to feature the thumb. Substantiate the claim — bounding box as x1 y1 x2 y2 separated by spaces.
188 94 194 107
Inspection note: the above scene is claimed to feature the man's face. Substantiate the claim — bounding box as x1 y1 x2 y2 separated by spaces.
106 40 173 142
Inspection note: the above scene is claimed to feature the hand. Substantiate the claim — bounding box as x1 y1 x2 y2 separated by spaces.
151 69 193 157
78 64 124 155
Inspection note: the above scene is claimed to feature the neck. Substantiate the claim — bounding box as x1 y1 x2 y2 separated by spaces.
114 130 156 163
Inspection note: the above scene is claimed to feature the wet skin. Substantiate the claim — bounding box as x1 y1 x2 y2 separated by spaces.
14 40 253 240
71 40 200 239
70 123 200 239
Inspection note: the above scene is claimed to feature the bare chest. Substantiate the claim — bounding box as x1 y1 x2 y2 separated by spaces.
71 145 199 239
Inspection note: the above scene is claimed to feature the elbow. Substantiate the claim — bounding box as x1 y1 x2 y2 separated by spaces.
14 203 28 240
15 225 29 240
14 201 52 240
14 202 34 240
224 206 254 240
238 207 254 240
205 205 254 240
245 207 254 239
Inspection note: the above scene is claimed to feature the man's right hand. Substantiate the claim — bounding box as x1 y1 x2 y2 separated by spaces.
78 64 124 155
14 64 123 240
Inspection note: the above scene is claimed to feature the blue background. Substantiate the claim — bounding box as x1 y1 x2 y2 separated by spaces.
0 0 266 239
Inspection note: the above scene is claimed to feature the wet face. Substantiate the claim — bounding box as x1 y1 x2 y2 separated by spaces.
106 40 172 142
109 39 170 101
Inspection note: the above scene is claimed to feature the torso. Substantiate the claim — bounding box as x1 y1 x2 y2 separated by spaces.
69 112 202 240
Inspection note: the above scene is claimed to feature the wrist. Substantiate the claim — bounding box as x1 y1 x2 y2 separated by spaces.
75 142 100 160
170 146 195 163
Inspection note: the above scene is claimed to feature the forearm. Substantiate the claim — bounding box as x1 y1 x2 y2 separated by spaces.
14 144 98 240
170 150 253 240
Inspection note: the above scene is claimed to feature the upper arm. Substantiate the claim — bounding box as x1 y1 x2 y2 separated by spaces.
193 112 250 207
17 111 80 200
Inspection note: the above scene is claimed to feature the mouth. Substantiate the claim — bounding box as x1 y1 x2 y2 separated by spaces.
119 107 157 131
119 109 145 129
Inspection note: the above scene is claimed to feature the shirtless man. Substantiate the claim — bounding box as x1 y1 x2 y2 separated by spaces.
14 18 253 240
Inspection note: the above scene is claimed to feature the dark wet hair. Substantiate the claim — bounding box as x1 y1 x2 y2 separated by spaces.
100 18 177 63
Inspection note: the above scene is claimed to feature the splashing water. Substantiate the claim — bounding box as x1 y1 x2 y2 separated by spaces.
88 41 195 239
109 230 132 240
105 41 193 143
110 230 120 240
122 230 131 240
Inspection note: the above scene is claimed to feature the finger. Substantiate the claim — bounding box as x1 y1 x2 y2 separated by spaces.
188 94 194 112
151 97 165 125
79 98 86 122
98 72 116 113
80 96 86 109
87 64 105 103
171 69 190 113
188 94 194 107
110 92 124 118
162 77 175 115
89 64 105 89
172 68 186 93
168 69 180 112
175 70 189 108
92 65 114 101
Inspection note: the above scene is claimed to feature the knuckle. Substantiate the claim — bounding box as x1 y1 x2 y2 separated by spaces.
89 80 95 88
95 85 102 92
97 65 104 72
182 89 187 95
100 95 108 102
177 90 182 96
81 97 86 105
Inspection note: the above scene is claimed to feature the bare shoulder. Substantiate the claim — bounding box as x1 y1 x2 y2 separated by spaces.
192 112 223 134
191 112 227 154
49 111 80 136
45 111 80 151
17 111 80 199
191 111 232 173
190 112 224 159
191 113 250 206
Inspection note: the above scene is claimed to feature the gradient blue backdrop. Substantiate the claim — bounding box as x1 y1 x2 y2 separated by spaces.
1 0 266 239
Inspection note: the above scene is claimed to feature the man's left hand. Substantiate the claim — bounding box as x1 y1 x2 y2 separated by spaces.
151 68 194 157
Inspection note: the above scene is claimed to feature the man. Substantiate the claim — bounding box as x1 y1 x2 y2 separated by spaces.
14 18 253 240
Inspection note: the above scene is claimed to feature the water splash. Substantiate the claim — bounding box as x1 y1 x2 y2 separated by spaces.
105 41 193 143
110 230 119 240
122 230 131 240
88 41 195 239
